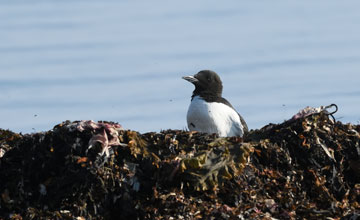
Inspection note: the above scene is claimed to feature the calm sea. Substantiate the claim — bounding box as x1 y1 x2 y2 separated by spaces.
1 1 360 134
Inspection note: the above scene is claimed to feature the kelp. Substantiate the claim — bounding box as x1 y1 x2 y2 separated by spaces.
0 112 359 219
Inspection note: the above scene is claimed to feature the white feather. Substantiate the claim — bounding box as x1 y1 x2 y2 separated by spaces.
186 96 244 137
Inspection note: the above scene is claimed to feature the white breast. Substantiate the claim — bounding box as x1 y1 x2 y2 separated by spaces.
186 96 244 137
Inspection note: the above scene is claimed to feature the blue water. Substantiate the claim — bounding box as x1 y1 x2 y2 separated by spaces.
1 1 360 134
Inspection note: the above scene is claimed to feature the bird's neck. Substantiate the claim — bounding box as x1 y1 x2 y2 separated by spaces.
191 90 222 101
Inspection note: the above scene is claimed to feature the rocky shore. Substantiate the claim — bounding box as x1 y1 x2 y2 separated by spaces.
0 111 359 219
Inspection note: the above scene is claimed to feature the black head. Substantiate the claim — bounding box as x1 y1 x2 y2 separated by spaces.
182 70 223 99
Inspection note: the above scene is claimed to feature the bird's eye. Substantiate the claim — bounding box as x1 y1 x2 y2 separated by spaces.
207 78 211 81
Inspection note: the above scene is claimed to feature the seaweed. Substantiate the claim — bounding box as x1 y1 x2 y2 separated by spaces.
0 113 359 219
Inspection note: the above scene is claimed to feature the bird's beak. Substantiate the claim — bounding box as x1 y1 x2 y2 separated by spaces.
182 75 198 84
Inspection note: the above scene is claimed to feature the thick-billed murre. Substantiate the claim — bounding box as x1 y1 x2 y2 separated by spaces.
183 70 248 137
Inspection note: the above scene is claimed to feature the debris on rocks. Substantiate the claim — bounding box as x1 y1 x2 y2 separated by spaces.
0 108 359 219
291 104 338 121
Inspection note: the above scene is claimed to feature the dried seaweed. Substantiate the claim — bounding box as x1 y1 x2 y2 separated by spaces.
0 113 359 219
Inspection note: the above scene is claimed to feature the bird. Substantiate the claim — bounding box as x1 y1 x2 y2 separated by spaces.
182 70 248 137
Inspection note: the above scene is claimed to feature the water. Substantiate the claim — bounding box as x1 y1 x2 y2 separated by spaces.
1 1 360 134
